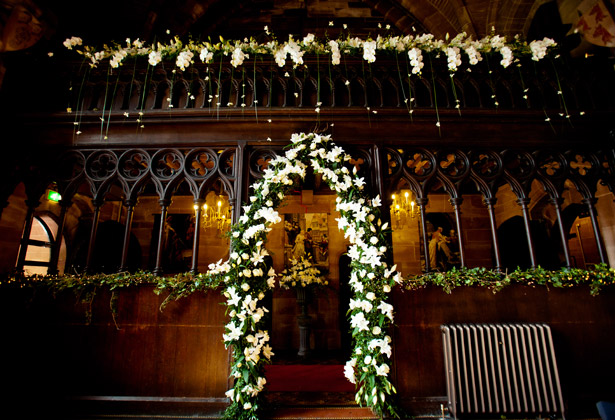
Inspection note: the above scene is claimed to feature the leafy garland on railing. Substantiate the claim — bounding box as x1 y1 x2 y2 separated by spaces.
0 270 222 324
402 263 615 295
4 263 613 312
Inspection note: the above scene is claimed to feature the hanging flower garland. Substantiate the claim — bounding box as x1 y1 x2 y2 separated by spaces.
63 29 556 73
197 132 403 419
62 29 560 135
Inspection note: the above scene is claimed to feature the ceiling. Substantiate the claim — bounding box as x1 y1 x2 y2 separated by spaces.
11 0 578 49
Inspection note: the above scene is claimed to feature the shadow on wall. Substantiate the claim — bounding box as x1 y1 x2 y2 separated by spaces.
497 215 561 271
67 220 142 274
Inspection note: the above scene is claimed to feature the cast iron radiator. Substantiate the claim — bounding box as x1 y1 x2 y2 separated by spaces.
441 323 565 420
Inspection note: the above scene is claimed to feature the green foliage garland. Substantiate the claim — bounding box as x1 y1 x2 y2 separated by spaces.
402 263 615 295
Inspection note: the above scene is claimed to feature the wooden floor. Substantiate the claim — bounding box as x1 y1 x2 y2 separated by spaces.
264 391 377 419
265 406 378 419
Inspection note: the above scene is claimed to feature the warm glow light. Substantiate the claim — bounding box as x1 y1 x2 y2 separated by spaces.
199 196 231 232
390 190 420 228
193 204 198 210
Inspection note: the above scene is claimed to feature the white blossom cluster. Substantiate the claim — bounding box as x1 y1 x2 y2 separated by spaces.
363 40 377 63
408 47 424 74
110 49 128 68
64 30 556 73
463 42 483 65
529 37 557 61
176 49 194 71
199 47 213 63
329 40 341 65
280 37 305 67
230 44 248 67
446 46 462 72
499 46 513 68
148 50 162 66
62 36 82 49
279 257 328 289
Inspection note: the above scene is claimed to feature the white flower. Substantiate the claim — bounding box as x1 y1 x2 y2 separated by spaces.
274 47 287 67
303 33 315 45
110 49 128 68
344 358 357 384
377 301 394 321
176 50 194 71
285 38 305 66
446 46 461 72
148 50 162 66
223 321 243 343
255 207 281 224
199 47 213 63
256 377 267 391
225 287 241 306
263 344 274 359
489 34 506 50
63 36 82 50
350 312 370 331
529 37 556 61
408 48 424 74
231 45 248 67
329 40 341 65
363 40 377 63
376 363 390 376
463 42 482 65
499 46 513 68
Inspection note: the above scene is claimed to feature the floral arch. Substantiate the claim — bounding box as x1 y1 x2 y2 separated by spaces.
205 132 402 419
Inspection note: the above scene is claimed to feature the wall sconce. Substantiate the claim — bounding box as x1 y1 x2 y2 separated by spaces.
195 195 231 232
390 190 419 228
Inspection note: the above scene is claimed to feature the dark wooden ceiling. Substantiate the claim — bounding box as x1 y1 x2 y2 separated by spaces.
32 0 571 46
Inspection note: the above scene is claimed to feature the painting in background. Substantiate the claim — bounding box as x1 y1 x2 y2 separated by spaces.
284 213 329 269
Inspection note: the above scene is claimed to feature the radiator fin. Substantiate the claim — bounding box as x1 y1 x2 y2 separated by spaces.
442 323 565 420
